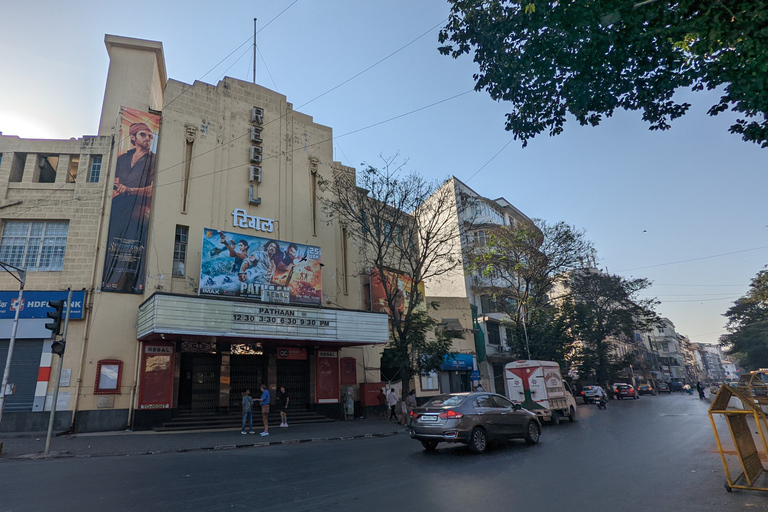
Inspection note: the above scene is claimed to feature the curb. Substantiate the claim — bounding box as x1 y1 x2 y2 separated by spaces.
3 430 403 461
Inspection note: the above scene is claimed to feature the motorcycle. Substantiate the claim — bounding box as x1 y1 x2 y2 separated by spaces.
595 395 607 409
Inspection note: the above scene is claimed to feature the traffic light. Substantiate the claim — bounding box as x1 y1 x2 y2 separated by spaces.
45 300 64 336
51 339 66 356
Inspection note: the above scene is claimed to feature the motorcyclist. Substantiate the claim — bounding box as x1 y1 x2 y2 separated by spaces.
594 385 607 406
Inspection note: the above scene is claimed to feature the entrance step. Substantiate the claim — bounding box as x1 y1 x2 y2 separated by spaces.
153 410 334 432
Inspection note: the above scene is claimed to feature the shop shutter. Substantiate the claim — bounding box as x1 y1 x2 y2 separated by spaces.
0 339 44 412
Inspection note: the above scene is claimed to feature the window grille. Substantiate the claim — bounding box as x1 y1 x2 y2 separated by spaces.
0 221 69 271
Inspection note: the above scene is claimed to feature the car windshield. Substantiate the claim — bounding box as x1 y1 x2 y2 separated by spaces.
423 395 466 408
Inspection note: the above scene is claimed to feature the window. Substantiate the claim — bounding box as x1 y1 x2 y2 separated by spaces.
67 155 79 183
36 155 58 183
94 359 123 395
0 221 69 271
487 322 501 345
420 371 438 391
173 225 188 277
88 156 102 183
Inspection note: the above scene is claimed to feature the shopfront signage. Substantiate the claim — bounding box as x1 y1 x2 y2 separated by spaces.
138 294 389 345
231 304 337 337
0 290 86 319
278 347 308 360
232 208 275 233
249 106 264 205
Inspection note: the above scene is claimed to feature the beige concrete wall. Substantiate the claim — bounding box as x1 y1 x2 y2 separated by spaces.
422 178 469 298
98 35 166 136
143 76 362 310
0 134 116 414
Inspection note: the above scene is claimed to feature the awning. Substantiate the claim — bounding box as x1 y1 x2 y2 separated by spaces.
441 353 474 371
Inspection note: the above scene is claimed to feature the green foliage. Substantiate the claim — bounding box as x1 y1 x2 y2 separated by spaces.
465 218 593 360
506 305 576 370
720 269 768 370
560 270 660 384
381 307 460 387
439 0 768 147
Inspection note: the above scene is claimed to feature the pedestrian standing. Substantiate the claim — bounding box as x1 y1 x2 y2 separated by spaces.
241 390 255 434
256 384 271 436
277 385 290 427
387 388 399 421
405 389 417 426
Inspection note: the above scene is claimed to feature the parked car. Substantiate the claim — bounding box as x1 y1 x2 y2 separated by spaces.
657 382 671 394
614 383 639 399
637 384 655 396
408 392 541 453
581 385 601 404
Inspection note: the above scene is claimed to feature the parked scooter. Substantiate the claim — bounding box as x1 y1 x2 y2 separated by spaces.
595 395 607 409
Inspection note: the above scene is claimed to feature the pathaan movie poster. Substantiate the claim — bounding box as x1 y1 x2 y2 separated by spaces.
198 228 322 305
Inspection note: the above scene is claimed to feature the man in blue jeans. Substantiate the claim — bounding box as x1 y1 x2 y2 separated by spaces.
241 389 255 434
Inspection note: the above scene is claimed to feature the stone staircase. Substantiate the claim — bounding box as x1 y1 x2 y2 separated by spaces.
154 409 334 432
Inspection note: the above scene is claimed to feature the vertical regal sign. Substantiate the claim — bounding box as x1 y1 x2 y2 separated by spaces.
249 106 264 205
102 107 161 293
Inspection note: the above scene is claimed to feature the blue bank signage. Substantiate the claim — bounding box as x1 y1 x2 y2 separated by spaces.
0 290 86 319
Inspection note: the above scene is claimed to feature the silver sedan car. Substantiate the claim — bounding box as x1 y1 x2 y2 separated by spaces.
408 392 541 453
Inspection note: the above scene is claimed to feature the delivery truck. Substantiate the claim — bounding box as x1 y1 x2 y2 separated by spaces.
504 360 577 424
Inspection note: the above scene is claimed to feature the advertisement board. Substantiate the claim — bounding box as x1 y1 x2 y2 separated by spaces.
0 290 85 319
369 268 425 319
102 107 161 294
199 228 322 305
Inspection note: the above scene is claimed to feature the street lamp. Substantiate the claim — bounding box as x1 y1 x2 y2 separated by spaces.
0 261 26 430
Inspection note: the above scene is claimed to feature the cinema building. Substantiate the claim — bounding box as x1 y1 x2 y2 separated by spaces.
0 35 389 433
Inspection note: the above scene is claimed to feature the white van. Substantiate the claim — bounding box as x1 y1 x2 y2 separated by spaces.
504 360 578 424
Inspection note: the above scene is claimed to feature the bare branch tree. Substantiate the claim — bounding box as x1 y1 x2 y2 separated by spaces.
319 156 466 396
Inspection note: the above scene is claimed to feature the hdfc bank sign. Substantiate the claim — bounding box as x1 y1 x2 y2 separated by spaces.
0 290 86 319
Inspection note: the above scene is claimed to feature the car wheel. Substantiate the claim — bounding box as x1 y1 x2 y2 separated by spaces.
551 411 561 425
525 421 541 444
468 427 487 454
568 406 576 422
421 440 438 452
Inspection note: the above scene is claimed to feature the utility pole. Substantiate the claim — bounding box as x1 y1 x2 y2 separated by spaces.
0 261 26 431
44 288 72 456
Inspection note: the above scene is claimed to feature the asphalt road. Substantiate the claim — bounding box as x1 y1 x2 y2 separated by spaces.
1 393 764 512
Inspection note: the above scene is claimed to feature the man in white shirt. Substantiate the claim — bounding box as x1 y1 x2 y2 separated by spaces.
387 389 399 421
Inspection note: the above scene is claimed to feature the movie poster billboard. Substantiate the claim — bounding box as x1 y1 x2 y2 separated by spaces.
102 107 160 293
369 268 425 319
199 228 322 305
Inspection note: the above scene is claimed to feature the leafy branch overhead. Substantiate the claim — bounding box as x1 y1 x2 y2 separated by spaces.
720 268 768 370
439 0 768 147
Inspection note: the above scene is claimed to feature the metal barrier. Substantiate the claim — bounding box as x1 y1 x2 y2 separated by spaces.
708 385 768 492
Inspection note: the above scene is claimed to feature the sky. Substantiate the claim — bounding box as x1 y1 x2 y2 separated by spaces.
1 1 766 348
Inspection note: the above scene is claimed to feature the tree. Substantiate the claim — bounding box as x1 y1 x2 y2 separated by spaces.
439 1 768 147
720 268 768 370
319 157 464 397
465 219 594 362
560 270 659 386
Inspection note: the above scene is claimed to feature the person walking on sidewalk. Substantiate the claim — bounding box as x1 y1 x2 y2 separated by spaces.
256 384 271 436
387 388 399 421
241 390 255 434
277 385 290 427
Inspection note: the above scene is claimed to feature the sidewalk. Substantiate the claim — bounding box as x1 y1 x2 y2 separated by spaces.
0 418 408 461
